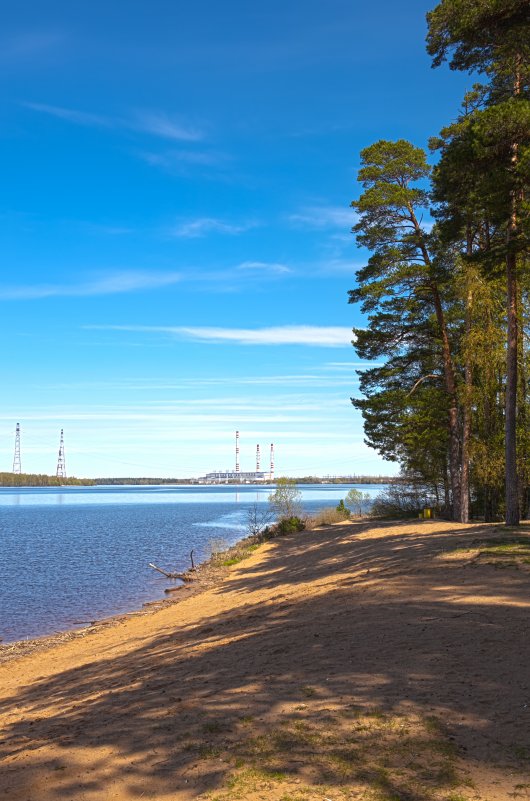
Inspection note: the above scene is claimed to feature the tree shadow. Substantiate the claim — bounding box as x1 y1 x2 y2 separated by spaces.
1 519 529 799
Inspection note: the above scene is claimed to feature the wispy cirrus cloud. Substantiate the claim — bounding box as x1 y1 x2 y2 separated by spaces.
1 261 292 301
131 110 202 142
87 324 354 347
170 217 256 238
138 148 231 176
22 102 203 142
0 271 182 300
288 205 354 229
237 261 291 275
22 101 110 128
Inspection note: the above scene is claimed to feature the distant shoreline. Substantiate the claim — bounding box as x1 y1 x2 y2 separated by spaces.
0 475 395 487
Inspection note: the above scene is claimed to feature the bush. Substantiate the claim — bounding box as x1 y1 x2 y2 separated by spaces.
345 488 373 517
370 482 438 518
246 503 274 541
306 507 350 529
268 478 302 519
275 516 306 535
335 499 351 518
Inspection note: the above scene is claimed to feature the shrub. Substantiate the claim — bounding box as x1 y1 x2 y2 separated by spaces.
268 478 302 519
336 499 351 518
275 516 306 535
370 481 438 518
246 503 274 541
306 507 350 529
205 537 229 562
345 488 373 517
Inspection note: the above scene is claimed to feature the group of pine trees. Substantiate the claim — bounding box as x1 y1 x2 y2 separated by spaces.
0 472 94 487
350 0 529 524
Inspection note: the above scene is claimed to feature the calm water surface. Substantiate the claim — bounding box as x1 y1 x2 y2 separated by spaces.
0 483 383 643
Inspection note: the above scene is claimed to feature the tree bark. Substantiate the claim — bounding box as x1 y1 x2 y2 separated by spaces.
408 206 462 521
505 250 520 525
430 282 462 521
460 281 472 523
505 57 522 527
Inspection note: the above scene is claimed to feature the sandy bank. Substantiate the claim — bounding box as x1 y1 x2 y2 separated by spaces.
1 519 529 801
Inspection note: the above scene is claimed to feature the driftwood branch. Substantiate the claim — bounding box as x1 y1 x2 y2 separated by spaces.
407 374 439 397
190 550 195 570
149 563 187 580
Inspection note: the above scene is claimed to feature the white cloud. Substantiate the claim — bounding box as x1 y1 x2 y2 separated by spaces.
237 261 291 274
23 102 203 142
139 150 228 169
2 260 293 301
288 205 354 229
178 325 354 346
170 217 254 238
89 324 354 347
22 102 110 127
131 110 203 142
315 258 359 276
0 271 182 300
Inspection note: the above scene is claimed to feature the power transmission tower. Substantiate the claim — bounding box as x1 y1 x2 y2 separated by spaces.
56 429 66 479
13 423 21 474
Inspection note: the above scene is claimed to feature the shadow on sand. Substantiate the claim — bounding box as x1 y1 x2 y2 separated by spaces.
1 519 529 799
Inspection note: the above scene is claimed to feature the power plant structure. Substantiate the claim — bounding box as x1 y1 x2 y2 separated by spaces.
8 426 272 483
202 431 275 483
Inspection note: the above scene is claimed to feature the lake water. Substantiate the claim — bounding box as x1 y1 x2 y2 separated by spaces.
0 483 384 643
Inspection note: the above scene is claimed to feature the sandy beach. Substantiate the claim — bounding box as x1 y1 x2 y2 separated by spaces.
1 518 529 801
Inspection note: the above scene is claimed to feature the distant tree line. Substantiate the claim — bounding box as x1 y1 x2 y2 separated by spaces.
279 475 394 485
93 477 197 485
0 473 95 487
350 0 529 523
93 475 395 486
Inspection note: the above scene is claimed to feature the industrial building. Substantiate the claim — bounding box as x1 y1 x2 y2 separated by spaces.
199 432 275 483
202 471 269 483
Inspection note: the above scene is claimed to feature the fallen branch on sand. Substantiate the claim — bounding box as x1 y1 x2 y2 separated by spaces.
149 550 196 580
148 563 193 581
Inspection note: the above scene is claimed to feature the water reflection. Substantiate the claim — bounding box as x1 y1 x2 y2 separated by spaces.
0 484 382 508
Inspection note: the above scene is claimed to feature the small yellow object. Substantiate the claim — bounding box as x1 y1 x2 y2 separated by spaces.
423 507 432 519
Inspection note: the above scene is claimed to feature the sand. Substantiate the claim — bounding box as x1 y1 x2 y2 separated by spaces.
1 519 529 801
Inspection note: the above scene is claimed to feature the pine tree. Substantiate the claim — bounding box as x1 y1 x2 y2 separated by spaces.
427 0 530 524
350 140 464 520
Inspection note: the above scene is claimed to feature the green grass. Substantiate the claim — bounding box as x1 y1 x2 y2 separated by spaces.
220 542 261 567
442 536 530 568
198 706 468 801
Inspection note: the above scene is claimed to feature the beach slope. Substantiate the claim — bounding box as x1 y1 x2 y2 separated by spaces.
1 519 529 800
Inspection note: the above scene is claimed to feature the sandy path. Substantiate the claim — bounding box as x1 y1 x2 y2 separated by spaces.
1 519 529 800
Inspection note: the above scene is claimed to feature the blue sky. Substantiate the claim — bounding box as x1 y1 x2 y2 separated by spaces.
0 1 468 478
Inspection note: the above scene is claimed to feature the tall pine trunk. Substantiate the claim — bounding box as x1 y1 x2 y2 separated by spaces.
505 251 519 525
460 284 472 523
505 61 522 527
504 55 521 526
430 282 461 521
412 211 462 522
